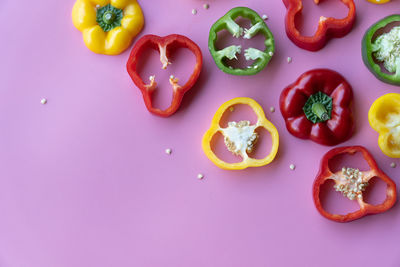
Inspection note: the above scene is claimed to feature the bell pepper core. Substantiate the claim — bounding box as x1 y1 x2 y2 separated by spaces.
368 93 400 158
72 0 144 55
282 0 356 51
280 69 354 146
126 34 203 117
202 97 279 170
362 15 400 86
313 146 397 222
208 7 275 75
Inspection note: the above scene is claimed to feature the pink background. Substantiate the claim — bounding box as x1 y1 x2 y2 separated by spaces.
1 0 400 266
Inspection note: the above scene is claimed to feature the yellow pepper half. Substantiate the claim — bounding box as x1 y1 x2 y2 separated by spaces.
202 97 279 170
72 0 144 55
368 93 400 158
366 0 391 4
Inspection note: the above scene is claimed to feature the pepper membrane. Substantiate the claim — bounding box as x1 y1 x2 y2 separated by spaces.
313 146 397 222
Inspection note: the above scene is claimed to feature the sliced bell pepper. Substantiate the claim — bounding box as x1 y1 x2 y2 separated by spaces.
280 69 354 146
368 93 400 158
202 97 279 170
208 7 275 75
366 0 391 4
126 34 203 117
282 0 356 51
72 0 144 55
313 146 397 222
362 15 400 86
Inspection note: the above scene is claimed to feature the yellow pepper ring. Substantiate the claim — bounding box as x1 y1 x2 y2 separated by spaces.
368 93 400 158
366 0 391 4
202 97 279 170
72 0 144 55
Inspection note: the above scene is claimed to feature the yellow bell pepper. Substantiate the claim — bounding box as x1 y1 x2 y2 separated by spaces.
72 0 144 55
202 97 279 170
366 0 391 4
368 93 400 158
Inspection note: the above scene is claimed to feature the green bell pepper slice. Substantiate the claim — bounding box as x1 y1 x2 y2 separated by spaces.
208 7 275 76
362 14 400 86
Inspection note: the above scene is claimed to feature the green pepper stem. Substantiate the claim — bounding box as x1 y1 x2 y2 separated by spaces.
312 103 329 121
103 11 115 24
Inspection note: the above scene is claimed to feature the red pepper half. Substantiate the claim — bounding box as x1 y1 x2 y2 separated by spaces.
126 34 203 117
313 146 397 222
282 0 356 51
280 69 353 146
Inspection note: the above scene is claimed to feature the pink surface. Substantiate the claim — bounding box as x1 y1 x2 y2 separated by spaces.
0 0 400 266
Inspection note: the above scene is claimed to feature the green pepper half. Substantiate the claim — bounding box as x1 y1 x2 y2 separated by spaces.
362 14 400 86
208 7 275 76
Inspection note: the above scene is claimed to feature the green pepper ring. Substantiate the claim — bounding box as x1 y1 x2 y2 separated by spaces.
208 7 275 76
362 14 400 86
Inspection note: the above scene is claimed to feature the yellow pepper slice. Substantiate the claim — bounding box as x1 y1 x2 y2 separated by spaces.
202 97 279 170
366 0 391 4
72 0 144 55
368 93 400 158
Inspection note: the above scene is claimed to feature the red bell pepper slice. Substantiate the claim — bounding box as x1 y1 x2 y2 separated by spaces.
280 69 353 146
126 34 203 117
282 0 356 51
313 146 397 222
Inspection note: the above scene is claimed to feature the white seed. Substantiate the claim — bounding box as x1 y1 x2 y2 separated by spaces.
390 162 397 168
170 75 175 79
203 3 209 9
287 57 292 63
165 148 172 155
290 164 296 170
268 51 274 57
41 98 47 105
197 173 204 179
357 194 363 199
192 9 197 15
262 14 268 20
270 107 275 113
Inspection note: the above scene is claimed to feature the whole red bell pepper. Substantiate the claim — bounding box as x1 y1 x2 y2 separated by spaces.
313 146 397 222
126 34 203 117
280 69 354 146
282 0 356 51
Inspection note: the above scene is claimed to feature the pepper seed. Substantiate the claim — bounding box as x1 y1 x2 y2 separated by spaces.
165 148 172 155
41 98 47 105
390 162 397 168
192 9 197 15
290 164 296 170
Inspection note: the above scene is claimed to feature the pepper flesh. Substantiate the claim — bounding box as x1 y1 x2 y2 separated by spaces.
282 0 356 51
368 93 400 158
362 15 400 86
126 34 203 117
72 0 144 55
202 97 279 170
313 146 397 222
208 7 275 75
280 69 354 146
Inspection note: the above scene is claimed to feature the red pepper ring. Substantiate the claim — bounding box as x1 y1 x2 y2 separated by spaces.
313 146 397 223
282 0 356 51
127 34 203 117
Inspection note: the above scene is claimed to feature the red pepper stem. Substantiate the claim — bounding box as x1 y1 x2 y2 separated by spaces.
312 102 329 121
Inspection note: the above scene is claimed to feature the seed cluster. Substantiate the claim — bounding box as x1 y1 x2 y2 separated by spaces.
224 120 258 156
333 167 368 201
